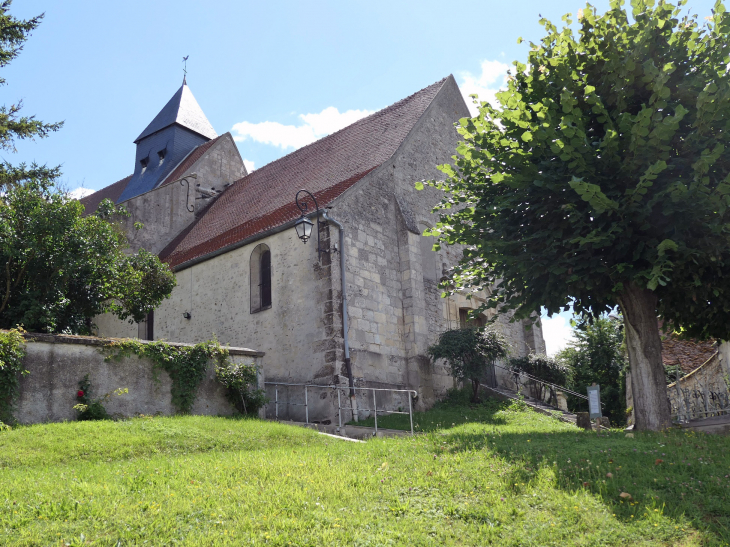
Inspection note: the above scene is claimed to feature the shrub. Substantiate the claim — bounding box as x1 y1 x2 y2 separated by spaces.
428 327 509 403
508 354 570 405
73 374 128 421
215 362 267 415
0 328 27 424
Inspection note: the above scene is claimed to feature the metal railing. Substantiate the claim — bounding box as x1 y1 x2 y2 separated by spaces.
496 362 589 400
667 353 730 422
491 362 596 410
264 382 419 435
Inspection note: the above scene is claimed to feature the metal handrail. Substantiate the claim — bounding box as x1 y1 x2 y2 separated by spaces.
493 362 591 402
264 382 418 435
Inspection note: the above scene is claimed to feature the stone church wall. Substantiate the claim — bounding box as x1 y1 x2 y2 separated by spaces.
95 79 544 421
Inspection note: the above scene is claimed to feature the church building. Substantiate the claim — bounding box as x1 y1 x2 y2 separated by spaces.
81 75 545 418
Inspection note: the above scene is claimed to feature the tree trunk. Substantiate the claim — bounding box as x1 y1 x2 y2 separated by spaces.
616 282 672 431
471 378 480 403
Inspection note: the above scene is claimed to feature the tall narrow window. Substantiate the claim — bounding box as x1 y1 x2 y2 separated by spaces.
260 250 271 308
250 243 272 313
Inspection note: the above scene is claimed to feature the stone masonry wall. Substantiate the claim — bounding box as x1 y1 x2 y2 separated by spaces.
14 333 264 425
324 76 538 410
117 133 245 256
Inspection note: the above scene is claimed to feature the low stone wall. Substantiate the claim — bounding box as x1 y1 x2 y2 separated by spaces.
14 334 264 425
667 351 730 421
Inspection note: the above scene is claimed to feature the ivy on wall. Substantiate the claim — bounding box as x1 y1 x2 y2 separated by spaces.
0 328 28 425
104 339 231 414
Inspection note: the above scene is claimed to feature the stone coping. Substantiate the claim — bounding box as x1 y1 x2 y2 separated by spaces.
15 331 264 357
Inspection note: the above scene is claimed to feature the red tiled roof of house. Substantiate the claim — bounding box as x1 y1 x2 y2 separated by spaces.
159 135 223 187
79 175 131 215
662 335 717 373
163 77 448 269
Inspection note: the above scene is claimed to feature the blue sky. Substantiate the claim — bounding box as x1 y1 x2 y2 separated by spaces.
3 0 718 352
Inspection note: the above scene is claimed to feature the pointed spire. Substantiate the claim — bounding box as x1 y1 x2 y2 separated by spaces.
134 83 217 143
182 74 187 86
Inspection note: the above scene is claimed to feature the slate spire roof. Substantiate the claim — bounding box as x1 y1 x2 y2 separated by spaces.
161 76 451 269
134 82 217 143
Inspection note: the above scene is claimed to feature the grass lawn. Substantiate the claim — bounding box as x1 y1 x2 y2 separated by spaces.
1 395 729 546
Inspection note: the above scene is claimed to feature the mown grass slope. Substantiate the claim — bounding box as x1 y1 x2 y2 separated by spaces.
1 397 728 546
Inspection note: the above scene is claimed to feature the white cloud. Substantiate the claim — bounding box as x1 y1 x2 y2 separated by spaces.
231 106 374 150
541 310 576 356
459 59 511 116
243 159 255 173
68 187 95 199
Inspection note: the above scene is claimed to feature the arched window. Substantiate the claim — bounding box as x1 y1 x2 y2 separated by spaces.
250 243 272 313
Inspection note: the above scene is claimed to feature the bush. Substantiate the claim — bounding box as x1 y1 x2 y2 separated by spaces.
428 327 509 403
0 328 27 425
73 374 128 421
215 362 267 416
508 354 570 405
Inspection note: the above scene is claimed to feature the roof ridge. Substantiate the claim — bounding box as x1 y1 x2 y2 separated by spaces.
226 76 448 189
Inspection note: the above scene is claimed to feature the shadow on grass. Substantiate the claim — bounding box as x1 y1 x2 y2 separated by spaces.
443 425 730 543
348 389 507 431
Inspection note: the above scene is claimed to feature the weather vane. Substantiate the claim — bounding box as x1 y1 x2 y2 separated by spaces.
182 55 189 82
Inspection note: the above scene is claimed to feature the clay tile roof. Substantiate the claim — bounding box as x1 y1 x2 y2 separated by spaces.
78 175 131 215
163 77 448 269
160 135 223 187
662 335 717 373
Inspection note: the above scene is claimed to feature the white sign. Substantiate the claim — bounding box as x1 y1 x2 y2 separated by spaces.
587 385 602 419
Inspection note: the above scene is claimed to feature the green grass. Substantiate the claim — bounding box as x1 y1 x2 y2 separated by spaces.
0 397 728 546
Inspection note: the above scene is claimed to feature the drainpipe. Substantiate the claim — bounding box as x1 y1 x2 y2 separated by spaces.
322 209 358 422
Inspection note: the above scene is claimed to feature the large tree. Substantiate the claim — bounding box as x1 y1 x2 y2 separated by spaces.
0 1 62 189
0 2 176 333
0 182 177 333
420 0 730 430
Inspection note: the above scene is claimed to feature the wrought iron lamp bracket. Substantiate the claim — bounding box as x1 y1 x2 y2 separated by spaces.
295 189 329 262
179 173 198 213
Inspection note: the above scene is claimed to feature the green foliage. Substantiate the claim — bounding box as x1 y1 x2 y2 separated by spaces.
0 181 177 333
0 327 26 424
663 363 685 384
557 315 628 425
422 0 730 341
215 361 267 415
428 327 509 402
0 1 62 189
73 374 128 421
106 339 230 414
74 375 109 421
508 354 570 403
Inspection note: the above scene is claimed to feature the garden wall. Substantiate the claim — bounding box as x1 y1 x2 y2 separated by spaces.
14 334 265 425
667 349 730 421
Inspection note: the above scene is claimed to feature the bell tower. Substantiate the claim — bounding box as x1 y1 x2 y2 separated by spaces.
117 79 217 203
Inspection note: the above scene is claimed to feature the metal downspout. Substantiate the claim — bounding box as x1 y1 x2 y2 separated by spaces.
322 210 358 421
